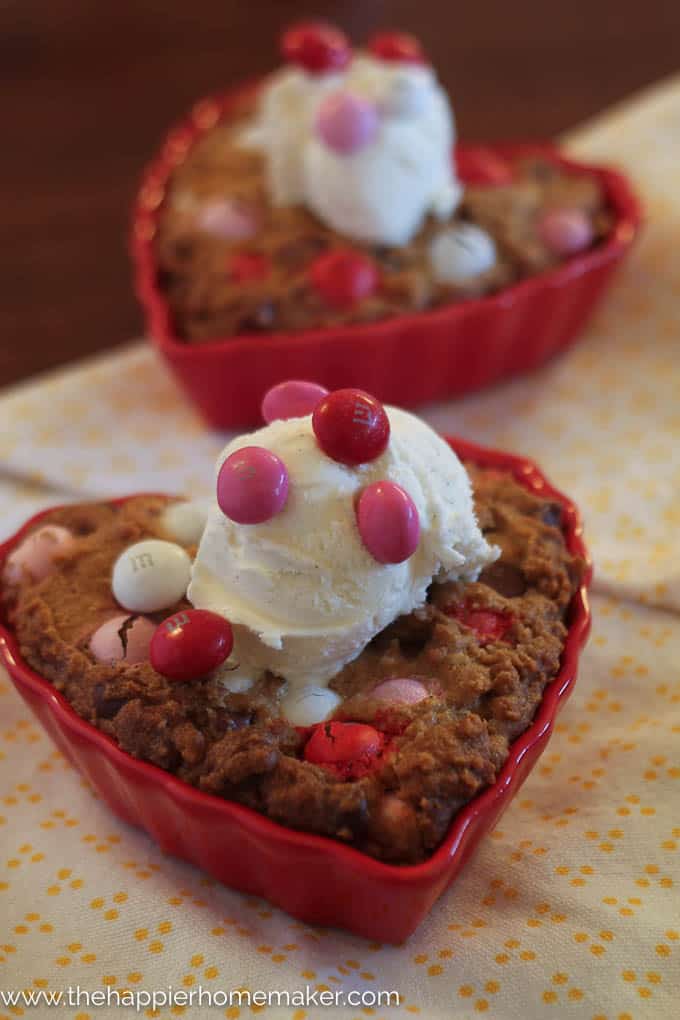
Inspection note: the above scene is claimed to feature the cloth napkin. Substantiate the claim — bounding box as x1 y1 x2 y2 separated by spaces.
1 75 680 1020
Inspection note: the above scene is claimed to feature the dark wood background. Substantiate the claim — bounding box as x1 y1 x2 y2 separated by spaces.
2 1 678 389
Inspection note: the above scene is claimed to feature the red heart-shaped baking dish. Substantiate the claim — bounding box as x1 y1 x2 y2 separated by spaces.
0 438 591 942
132 83 641 429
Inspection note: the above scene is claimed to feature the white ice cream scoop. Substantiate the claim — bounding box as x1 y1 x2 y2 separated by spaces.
188 406 496 693
241 52 462 245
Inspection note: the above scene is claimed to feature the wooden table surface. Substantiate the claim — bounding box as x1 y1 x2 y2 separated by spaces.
1 1 678 390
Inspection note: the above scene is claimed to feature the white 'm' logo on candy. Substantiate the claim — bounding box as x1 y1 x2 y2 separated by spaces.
165 612 190 632
352 402 372 428
131 552 154 571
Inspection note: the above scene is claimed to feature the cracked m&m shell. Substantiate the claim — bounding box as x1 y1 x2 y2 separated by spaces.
89 614 156 665
304 721 386 780
150 609 234 681
356 481 420 563
446 602 512 643
312 388 390 465
217 446 289 524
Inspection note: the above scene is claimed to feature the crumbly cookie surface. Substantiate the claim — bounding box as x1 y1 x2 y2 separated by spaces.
3 468 582 864
155 95 611 341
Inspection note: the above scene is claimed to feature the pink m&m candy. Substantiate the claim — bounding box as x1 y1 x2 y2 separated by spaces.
196 199 257 240
4 525 75 584
217 446 289 525
89 614 156 665
150 609 234 682
538 208 594 257
309 249 379 309
281 21 351 74
315 91 379 155
261 380 329 424
371 677 428 704
312 388 390 466
356 481 420 564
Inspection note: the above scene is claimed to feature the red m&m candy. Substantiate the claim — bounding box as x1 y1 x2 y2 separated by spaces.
356 481 420 563
312 388 390 466
217 446 289 525
309 249 379 309
447 602 512 643
368 31 426 64
150 609 234 681
261 380 329 424
229 251 269 283
456 146 513 186
281 21 351 75
304 721 386 780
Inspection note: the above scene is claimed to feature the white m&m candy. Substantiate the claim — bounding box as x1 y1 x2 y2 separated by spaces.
160 500 209 546
429 223 497 284
112 540 191 613
281 685 341 727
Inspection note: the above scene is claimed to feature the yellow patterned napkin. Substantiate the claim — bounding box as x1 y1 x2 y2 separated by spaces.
1 75 680 1020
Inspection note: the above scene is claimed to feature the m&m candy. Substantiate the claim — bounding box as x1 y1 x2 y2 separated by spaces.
312 388 390 465
112 540 191 613
89 614 156 665
150 609 234 682
281 21 351 74
217 446 289 525
304 720 386 780
309 249 380 309
539 208 594 256
261 380 329 424
4 525 75 584
315 91 379 155
356 481 420 563
370 677 428 704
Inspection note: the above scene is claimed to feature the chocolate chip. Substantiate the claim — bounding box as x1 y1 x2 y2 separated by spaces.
479 560 527 597
237 300 276 332
172 240 194 261
541 502 563 529
371 245 404 271
277 236 327 267
92 683 127 720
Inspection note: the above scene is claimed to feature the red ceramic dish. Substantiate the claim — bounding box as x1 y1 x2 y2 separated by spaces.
132 83 641 429
0 438 591 942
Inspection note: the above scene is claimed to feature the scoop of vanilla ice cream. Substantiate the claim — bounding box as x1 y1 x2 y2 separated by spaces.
240 66 344 206
188 407 497 692
239 54 461 244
